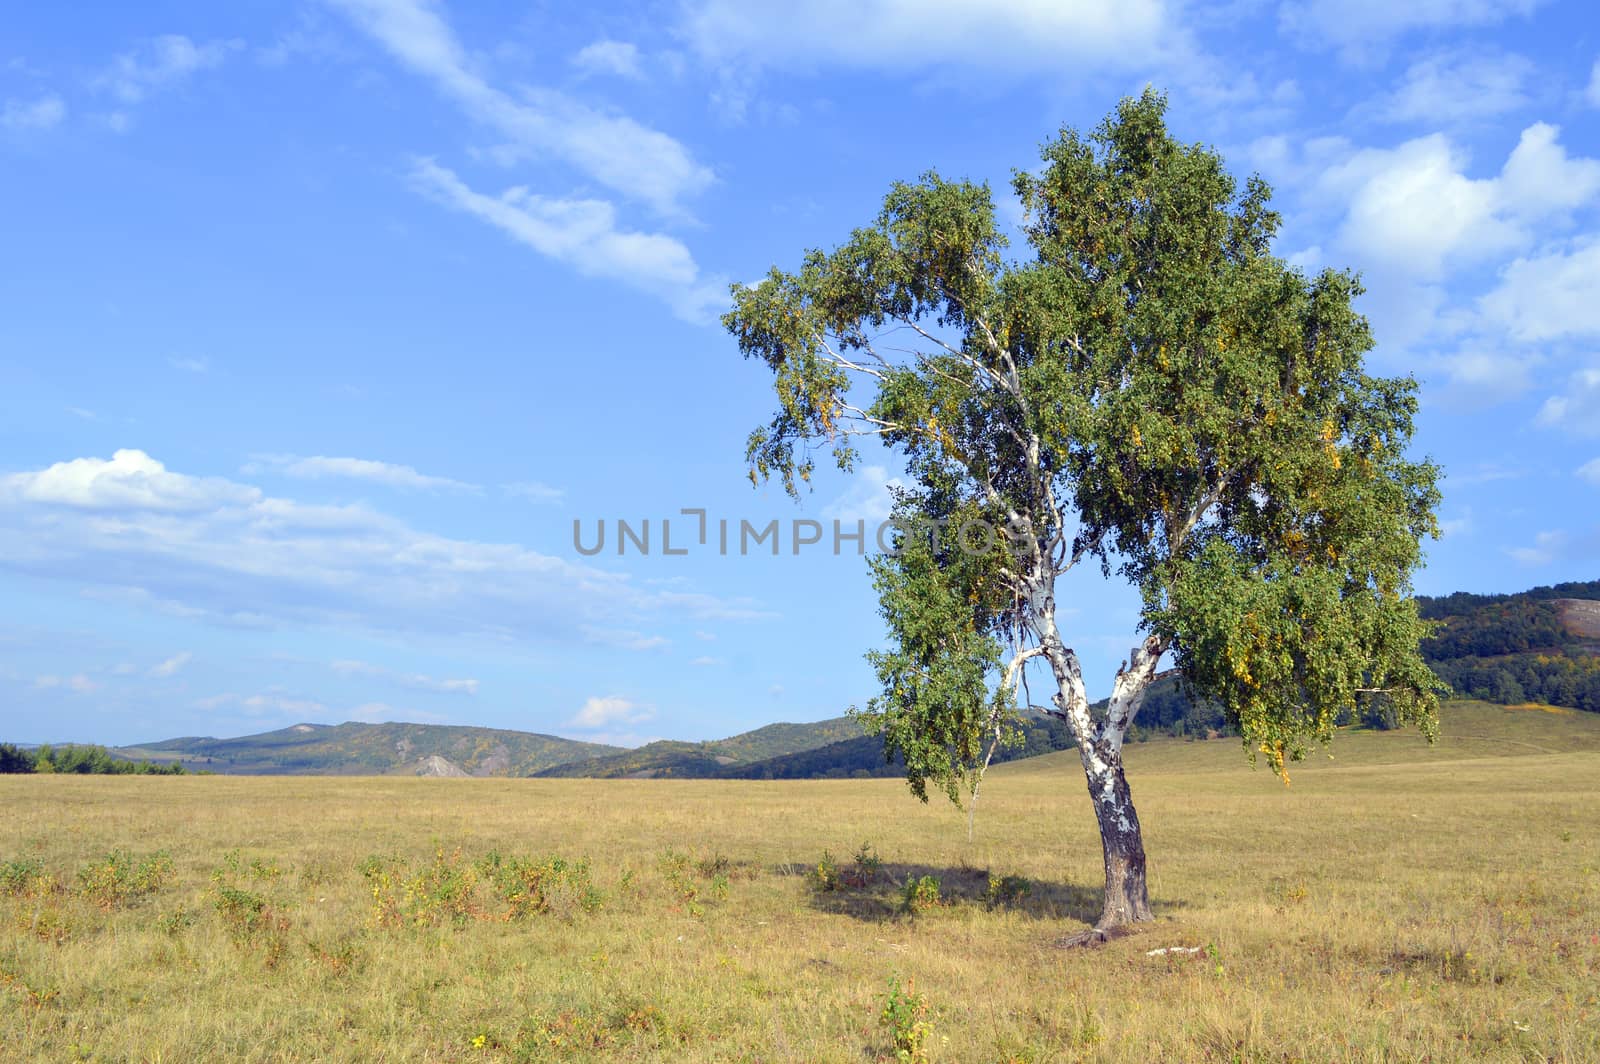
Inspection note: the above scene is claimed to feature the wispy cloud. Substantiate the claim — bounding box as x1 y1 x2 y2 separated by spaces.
682 0 1172 74
1367 49 1532 125
568 694 653 730
168 356 209 373
149 651 192 678
1280 0 1543 63
409 159 727 323
325 0 710 215
571 39 643 80
329 658 479 694
1 94 66 130
503 481 564 505
247 453 477 492
0 449 769 646
95 35 240 105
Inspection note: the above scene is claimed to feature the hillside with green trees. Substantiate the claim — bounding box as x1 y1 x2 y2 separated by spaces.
13 577 1595 781
1416 579 1600 712
0 743 187 775
109 722 622 777
532 717 864 778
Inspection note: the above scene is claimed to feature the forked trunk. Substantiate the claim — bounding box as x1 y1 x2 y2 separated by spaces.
1087 754 1152 929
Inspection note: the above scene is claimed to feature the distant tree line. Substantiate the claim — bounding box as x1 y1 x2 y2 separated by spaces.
1411 580 1600 714
0 743 187 775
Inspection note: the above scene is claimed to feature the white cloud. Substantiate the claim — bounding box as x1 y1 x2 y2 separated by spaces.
97 35 239 104
572 39 643 80
1322 136 1512 278
149 652 192 678
579 626 670 651
682 0 1172 73
1588 59 1600 108
822 464 904 526
688 655 725 667
1496 123 1600 219
0 450 767 645
1318 123 1600 281
1536 368 1600 436
1371 50 1531 124
411 159 727 323
1508 529 1565 564
349 700 448 723
36 673 101 694
1426 349 1538 408
1 94 66 130
569 694 653 729
503 481 564 504
1280 0 1543 60
1 449 261 512
1480 237 1600 342
693 630 716 641
201 692 329 716
329 659 479 694
325 0 711 215
1577 458 1600 485
169 357 209 373
249 452 477 492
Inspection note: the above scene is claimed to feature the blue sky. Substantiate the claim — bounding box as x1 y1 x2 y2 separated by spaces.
3 0 1599 747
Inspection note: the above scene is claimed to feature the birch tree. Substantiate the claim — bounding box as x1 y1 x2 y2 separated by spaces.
724 92 1442 936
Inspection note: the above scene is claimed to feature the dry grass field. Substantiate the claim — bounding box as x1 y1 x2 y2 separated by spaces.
2 701 1597 1062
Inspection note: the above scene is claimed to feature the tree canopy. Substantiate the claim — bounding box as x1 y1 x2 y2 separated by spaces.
725 91 1441 930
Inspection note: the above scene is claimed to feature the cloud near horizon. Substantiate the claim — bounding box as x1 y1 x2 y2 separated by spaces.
0 449 771 647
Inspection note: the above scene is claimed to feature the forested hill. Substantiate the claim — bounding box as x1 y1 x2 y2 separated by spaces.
1417 579 1600 711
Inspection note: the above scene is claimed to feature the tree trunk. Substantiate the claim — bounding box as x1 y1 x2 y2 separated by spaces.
1086 753 1152 929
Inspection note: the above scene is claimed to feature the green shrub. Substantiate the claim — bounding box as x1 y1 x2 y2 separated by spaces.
479 852 601 919
881 975 933 1063
75 850 172 908
845 842 882 887
0 858 48 896
900 875 941 915
810 850 841 892
983 873 1032 909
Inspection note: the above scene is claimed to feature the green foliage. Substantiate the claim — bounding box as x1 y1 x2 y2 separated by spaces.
477 850 603 919
0 858 48 896
846 842 883 887
127 721 620 776
74 850 172 908
1414 584 1600 713
23 744 185 775
810 850 842 893
0 744 34 774
900 874 942 915
726 90 1442 797
880 975 934 1064
984 872 1032 909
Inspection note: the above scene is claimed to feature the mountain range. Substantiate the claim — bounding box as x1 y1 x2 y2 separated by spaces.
60 577 1600 779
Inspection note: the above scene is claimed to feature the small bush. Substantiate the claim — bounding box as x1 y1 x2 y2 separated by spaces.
0 858 49 897
881 975 933 1064
810 850 842 893
75 850 172 908
844 843 882 887
211 882 290 967
984 873 1032 909
479 852 602 920
900 875 941 915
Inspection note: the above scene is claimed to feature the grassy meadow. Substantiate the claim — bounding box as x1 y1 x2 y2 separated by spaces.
2 700 1598 1062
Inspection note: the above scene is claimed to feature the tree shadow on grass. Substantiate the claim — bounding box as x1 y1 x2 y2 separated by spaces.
779 860 1187 927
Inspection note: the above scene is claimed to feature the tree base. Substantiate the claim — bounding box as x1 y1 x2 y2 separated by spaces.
1054 924 1138 950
